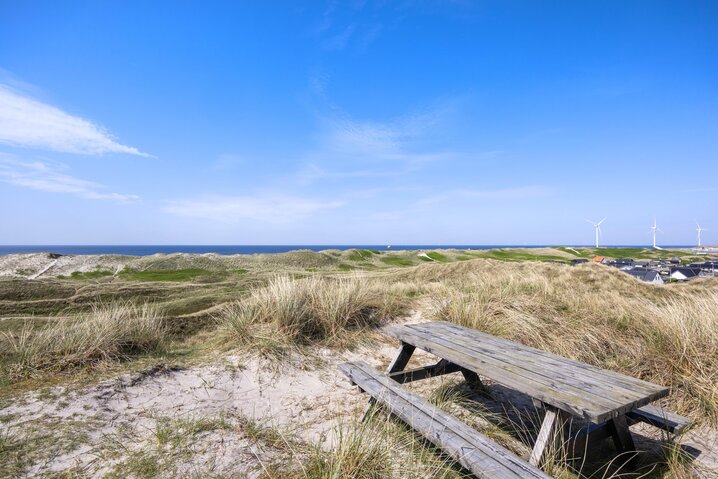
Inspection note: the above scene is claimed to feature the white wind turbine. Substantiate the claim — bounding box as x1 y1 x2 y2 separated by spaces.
696 222 707 248
585 218 606 248
650 218 663 250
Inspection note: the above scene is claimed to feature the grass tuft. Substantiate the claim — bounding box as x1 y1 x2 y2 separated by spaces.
1 301 165 379
221 275 405 349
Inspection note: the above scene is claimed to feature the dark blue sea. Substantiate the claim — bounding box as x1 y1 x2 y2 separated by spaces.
0 245 691 256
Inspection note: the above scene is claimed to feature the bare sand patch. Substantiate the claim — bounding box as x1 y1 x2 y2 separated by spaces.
0 338 404 477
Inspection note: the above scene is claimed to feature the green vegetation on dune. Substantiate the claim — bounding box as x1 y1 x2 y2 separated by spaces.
557 247 586 257
589 247 703 261
0 280 75 301
119 268 220 282
419 251 449 262
474 250 569 263
347 249 378 261
379 256 415 267
592 247 656 258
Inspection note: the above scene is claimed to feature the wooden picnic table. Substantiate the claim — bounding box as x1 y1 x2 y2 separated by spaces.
383 321 672 467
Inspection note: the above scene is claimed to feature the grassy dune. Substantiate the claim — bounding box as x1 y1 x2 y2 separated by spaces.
1 250 716 478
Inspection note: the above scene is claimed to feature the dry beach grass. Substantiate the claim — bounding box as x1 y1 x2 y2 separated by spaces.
2 301 164 380
0 250 716 478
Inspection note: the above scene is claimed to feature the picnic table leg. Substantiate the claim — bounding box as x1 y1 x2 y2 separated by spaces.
460 368 485 391
607 415 638 467
362 342 416 423
386 342 416 374
529 406 571 467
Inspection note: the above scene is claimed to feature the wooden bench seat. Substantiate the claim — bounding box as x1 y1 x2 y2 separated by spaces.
626 405 691 434
338 361 551 479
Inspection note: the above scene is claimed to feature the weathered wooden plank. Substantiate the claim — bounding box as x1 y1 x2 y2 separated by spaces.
386 323 668 422
626 405 691 434
339 361 552 479
428 321 667 398
387 359 462 384
429 322 666 395
386 326 631 422
408 322 664 409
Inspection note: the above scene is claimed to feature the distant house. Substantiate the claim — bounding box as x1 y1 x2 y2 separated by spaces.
625 268 664 285
607 259 634 270
614 258 635 265
592 256 605 263
633 261 649 268
571 258 589 265
670 267 701 281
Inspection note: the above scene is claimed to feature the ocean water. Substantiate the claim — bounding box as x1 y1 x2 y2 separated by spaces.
0 245 689 256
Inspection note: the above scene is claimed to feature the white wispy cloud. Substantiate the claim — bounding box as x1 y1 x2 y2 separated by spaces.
0 154 139 202
418 186 553 206
0 84 150 156
312 109 455 165
163 194 344 223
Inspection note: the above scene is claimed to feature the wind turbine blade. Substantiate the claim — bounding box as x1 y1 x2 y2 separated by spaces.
597 217 606 226
585 219 595 225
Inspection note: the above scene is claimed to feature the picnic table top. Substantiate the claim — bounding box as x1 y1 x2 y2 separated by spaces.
384 321 669 423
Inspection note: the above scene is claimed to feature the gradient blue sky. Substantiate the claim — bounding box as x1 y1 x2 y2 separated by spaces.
0 1 716 245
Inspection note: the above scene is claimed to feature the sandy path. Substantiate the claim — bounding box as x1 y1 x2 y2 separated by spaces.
27 258 58 279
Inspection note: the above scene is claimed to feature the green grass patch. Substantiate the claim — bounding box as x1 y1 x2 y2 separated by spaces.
557 247 585 257
425 251 449 262
590 247 698 260
118 268 214 282
347 249 376 261
476 250 569 263
337 263 357 271
592 248 653 258
379 256 415 267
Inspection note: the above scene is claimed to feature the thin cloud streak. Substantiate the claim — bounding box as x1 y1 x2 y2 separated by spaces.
0 155 139 202
313 109 455 164
163 194 344 224
0 84 150 157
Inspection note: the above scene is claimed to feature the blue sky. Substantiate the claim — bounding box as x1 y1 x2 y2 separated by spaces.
0 1 716 246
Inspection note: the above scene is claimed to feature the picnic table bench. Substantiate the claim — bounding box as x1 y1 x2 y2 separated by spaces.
339 321 690 478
